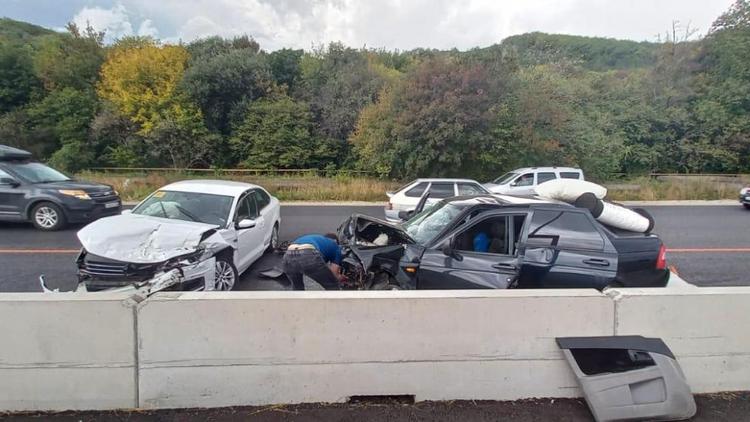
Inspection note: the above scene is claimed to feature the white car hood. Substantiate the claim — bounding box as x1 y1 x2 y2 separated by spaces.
77 214 228 264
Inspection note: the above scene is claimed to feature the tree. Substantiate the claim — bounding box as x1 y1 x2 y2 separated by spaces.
352 56 510 179
97 39 191 134
180 48 274 135
0 41 39 112
33 23 105 91
269 48 303 90
230 96 318 169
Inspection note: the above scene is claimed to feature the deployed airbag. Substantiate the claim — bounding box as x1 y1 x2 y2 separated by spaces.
534 179 607 202
575 193 654 233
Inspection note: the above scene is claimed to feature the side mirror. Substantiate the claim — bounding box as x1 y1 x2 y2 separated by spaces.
0 177 20 187
398 210 414 221
441 238 457 258
509 182 518 187
237 218 256 230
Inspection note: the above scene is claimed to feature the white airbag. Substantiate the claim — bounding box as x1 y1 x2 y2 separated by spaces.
534 179 607 201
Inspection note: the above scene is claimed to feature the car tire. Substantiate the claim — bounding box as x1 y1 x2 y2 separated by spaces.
30 202 66 231
266 223 280 253
214 256 238 291
744 204 750 210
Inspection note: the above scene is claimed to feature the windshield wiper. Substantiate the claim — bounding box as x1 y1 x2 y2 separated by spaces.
35 179 69 184
174 205 202 223
158 202 169 218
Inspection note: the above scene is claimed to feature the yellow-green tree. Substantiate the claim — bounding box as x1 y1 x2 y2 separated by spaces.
97 39 194 134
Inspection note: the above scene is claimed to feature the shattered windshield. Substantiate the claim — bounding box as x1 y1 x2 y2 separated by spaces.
492 172 518 185
133 190 233 227
403 201 468 245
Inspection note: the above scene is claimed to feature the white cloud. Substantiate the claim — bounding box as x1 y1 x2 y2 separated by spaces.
137 19 159 38
72 3 133 42
70 0 735 50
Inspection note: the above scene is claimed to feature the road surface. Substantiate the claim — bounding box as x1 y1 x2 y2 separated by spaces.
0 205 747 292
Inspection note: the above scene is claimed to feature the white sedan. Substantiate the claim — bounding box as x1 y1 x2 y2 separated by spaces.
76 180 281 292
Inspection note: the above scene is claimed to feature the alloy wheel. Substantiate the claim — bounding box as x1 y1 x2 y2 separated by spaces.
35 206 59 229
214 260 236 291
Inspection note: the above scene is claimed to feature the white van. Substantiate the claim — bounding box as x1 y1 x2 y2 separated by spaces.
484 167 584 195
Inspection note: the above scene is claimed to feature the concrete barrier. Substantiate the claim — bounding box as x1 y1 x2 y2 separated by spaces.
1 287 748 412
609 287 750 394
0 293 136 411
137 290 613 408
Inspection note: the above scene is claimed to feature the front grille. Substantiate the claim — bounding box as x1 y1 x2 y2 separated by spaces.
80 260 127 277
89 190 114 198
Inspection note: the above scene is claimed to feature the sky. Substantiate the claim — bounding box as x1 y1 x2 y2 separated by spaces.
1 0 736 50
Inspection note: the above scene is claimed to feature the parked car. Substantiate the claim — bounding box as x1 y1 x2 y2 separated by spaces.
76 180 281 291
385 178 489 222
0 145 121 231
484 167 584 195
339 194 668 291
739 186 750 209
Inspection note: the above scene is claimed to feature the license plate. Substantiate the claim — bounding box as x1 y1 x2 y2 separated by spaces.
105 201 120 209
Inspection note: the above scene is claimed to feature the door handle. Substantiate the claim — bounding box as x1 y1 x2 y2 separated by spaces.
583 258 610 267
492 263 517 271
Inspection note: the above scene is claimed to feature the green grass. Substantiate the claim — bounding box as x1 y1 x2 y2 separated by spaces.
77 171 400 202
606 177 745 201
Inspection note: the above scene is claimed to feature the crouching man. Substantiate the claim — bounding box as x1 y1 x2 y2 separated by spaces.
282 233 344 290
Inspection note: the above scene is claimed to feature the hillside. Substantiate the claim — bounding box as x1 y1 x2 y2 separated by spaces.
0 17 55 43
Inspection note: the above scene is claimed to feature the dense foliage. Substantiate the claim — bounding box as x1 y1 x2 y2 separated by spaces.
2 1 750 181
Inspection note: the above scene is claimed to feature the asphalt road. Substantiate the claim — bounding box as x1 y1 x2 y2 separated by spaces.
0 205 748 292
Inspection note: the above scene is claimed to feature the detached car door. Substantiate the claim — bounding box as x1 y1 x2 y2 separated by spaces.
417 212 528 289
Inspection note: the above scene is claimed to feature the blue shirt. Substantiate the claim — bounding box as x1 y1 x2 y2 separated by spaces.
293 234 343 265
474 232 490 253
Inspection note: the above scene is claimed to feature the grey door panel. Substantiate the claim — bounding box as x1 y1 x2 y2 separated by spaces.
557 336 696 422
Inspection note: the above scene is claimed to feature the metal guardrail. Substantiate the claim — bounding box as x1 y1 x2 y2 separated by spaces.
88 167 379 176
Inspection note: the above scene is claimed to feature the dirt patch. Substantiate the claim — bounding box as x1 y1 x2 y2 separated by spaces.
2 393 748 422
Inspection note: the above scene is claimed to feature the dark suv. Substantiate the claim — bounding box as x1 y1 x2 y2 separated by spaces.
338 195 669 290
0 145 121 230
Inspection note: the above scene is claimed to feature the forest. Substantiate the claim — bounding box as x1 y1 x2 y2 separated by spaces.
1 0 749 182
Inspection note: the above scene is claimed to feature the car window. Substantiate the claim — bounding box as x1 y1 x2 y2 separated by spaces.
428 182 455 198
560 172 581 179
236 194 259 221
7 162 70 183
514 173 535 187
404 182 428 197
133 190 233 226
455 214 526 256
492 172 518 184
0 168 12 180
538 172 557 183
526 210 604 251
252 189 271 211
457 183 487 195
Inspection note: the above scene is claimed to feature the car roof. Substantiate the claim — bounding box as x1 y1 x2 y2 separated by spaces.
444 194 573 208
413 178 483 183
511 166 582 173
160 180 262 197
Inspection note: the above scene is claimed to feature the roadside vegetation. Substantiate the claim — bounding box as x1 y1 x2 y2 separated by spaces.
80 171 743 202
2 1 750 185
79 171 400 202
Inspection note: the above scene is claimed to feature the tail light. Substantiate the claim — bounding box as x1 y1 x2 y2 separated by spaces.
386 202 393 210
656 244 667 270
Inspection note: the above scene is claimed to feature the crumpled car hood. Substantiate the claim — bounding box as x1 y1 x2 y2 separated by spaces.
77 213 227 264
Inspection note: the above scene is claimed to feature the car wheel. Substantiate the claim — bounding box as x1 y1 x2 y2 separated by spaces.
266 223 280 253
744 204 750 210
214 257 238 291
31 202 66 231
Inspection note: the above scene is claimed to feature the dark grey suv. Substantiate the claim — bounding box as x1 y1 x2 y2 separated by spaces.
0 145 121 231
